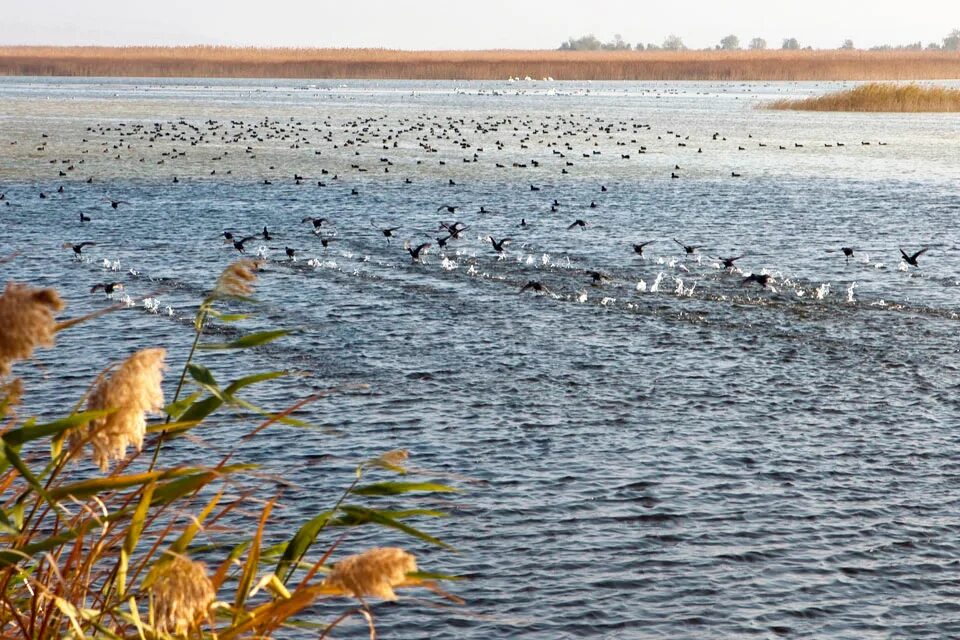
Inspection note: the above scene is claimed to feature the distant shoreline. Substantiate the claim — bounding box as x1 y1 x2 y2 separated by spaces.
1 46 960 81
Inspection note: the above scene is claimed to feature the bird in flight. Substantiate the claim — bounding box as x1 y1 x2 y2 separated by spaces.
405 241 432 263
674 239 702 254
632 241 655 256
899 246 929 267
63 241 95 257
90 282 123 294
489 237 511 253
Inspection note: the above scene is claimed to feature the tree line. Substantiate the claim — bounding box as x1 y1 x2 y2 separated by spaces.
558 29 960 52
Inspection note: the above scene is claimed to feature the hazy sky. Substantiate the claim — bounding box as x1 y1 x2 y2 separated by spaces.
2 0 958 50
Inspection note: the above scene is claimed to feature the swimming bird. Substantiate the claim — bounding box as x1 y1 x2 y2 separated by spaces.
674 239 702 254
632 241 654 256
79 212 91 223
90 282 123 294
301 216 328 229
285 247 296 260
104 198 129 209
900 246 929 267
586 270 610 285
63 242 95 257
314 233 339 248
489 236 511 253
520 281 553 295
406 241 431 263
262 226 272 240
567 219 587 230
742 273 772 288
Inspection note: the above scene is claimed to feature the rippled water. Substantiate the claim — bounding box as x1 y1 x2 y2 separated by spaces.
3 77 960 638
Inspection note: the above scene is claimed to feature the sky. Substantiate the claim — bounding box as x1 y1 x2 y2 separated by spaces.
1 0 958 50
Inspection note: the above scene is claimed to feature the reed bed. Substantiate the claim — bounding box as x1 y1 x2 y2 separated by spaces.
2 46 960 80
767 82 960 111
0 262 461 638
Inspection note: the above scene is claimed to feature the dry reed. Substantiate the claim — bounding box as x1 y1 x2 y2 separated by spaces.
0 283 63 378
767 82 960 111
1 46 960 80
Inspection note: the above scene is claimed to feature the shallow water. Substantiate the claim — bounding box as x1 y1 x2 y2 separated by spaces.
2 77 960 638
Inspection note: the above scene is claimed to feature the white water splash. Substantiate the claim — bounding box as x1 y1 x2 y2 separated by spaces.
846 282 857 303
636 280 647 292
650 272 665 293
575 289 588 303
128 268 140 276
814 283 830 300
541 253 551 266
143 297 160 313
674 278 696 297
524 254 535 266
466 264 479 276
600 297 616 306
440 256 458 271
897 261 908 272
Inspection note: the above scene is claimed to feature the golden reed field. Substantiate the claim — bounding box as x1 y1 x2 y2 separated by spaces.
2 46 960 80
769 82 960 111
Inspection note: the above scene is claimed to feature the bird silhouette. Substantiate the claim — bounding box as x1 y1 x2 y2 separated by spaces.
717 255 744 269
520 281 553 294
742 273 772 288
301 216 328 229
232 235 257 253
104 199 129 209
900 246 929 267
489 236 511 252
90 282 123 294
674 239 702 254
632 241 654 256
567 219 587 230
62 242 95 257
79 212 91 223
406 241 431 263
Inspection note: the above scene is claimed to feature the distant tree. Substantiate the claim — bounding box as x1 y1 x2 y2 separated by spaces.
943 28 960 50
662 34 686 51
559 34 602 51
748 37 767 50
601 34 631 50
781 37 801 50
927 41 942 50
645 43 661 51
840 39 855 50
719 34 741 50
634 42 645 51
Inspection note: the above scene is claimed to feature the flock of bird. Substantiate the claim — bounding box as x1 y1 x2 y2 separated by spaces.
1 108 931 305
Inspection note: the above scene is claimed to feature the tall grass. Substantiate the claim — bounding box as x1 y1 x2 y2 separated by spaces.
767 82 960 111
1 46 960 80
0 261 461 638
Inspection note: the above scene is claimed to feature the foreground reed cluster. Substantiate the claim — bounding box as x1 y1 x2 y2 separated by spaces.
0 260 461 638
767 82 960 112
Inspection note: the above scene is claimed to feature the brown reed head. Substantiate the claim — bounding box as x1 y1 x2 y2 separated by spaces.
70 348 166 471
323 547 418 601
213 259 261 298
146 555 216 635
0 282 64 377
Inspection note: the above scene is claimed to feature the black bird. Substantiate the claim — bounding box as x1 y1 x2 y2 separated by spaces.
567 219 587 230
632 241 654 256
285 247 296 260
586 270 610 285
232 235 257 253
530 185 541 191
478 206 489 214
717 255 744 269
600 185 608 192
314 233 339 248
519 218 528 227
262 226 272 240
674 239 702 254
437 205 458 214
104 199 129 209
374 223 401 243
223 231 235 241
520 281 553 295
900 246 929 267
742 273 772 288
827 246 855 262
301 216 328 229
90 282 123 294
489 236 511 253
439 221 468 238
434 234 452 248
79 212 91 223
589 201 598 208
63 242 95 257
406 241 431 263
172 176 179 183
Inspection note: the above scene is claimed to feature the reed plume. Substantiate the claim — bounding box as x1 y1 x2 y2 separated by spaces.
70 348 166 470
146 555 215 635
0 282 64 377
214 259 260 298
323 547 418 601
